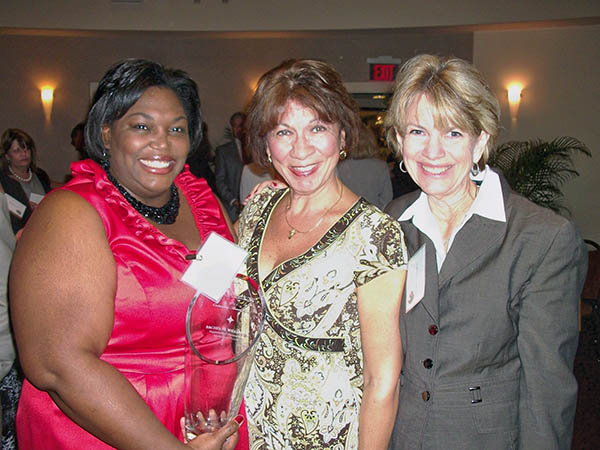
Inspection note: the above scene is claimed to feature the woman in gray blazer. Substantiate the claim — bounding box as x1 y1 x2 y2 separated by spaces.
384 54 587 450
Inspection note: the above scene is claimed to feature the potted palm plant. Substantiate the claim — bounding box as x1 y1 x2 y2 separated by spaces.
488 136 591 215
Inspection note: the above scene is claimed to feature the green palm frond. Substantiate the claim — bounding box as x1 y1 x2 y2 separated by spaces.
488 136 591 214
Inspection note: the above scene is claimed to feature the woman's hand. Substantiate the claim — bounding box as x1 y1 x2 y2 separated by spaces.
182 415 243 450
242 180 287 206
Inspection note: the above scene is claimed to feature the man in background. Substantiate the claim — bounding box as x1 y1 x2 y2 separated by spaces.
215 112 246 221
70 122 87 160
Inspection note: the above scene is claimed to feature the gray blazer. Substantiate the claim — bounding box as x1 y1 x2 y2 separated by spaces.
214 140 243 221
385 172 587 450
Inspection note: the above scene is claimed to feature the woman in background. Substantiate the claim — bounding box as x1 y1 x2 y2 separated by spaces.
0 128 52 233
10 59 241 450
238 59 407 449
385 54 587 449
238 153 278 204
337 122 393 209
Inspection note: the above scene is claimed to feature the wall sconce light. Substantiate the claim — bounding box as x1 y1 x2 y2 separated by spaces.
507 82 523 125
40 85 54 123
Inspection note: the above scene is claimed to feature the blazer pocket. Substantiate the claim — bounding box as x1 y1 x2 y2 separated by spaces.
471 377 519 433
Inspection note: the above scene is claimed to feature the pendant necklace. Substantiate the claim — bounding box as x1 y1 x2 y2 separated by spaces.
284 182 344 240
105 170 180 225
8 165 33 183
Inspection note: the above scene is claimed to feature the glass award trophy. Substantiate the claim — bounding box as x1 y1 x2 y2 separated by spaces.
184 273 265 439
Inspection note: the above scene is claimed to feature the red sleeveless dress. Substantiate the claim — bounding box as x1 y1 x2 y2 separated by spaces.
16 160 248 449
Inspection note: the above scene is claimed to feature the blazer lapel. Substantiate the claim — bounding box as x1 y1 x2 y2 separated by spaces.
401 221 440 323
438 213 507 287
439 171 512 286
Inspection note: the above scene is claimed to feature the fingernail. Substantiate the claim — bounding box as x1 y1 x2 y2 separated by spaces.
234 415 245 425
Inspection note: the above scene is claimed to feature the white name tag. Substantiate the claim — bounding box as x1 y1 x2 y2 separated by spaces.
5 194 26 219
181 232 248 303
29 192 45 205
405 244 426 313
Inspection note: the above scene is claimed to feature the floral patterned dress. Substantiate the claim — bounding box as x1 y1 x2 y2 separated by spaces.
238 187 407 449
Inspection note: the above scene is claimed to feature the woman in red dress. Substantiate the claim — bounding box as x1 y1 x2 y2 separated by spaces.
10 59 245 450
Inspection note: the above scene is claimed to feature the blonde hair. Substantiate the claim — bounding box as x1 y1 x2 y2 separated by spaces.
385 54 500 167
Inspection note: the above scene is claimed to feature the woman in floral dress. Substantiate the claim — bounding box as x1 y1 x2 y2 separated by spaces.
238 59 408 449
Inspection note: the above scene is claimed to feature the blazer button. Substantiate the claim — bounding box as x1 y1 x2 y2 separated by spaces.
423 358 433 369
428 324 439 335
421 391 430 401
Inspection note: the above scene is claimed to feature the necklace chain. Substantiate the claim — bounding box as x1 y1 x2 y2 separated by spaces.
284 182 344 240
105 169 180 225
8 165 32 183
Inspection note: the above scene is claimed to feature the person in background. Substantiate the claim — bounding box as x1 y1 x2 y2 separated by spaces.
0 186 18 450
70 122 88 160
238 58 407 449
9 59 242 450
215 112 246 221
238 152 278 204
0 128 52 234
187 122 217 193
337 122 393 209
384 54 587 449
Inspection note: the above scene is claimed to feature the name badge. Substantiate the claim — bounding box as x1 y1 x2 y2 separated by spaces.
181 232 248 303
5 194 26 219
29 192 45 205
405 244 426 313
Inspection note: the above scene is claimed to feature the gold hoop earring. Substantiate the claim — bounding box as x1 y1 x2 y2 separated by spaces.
267 153 272 164
339 148 347 160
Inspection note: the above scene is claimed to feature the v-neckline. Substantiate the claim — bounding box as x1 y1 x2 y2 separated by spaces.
249 189 366 289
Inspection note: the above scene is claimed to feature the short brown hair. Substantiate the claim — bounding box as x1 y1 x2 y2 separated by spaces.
1 128 38 172
246 59 360 168
385 54 500 167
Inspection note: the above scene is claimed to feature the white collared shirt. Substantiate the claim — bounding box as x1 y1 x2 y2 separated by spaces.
398 166 506 271
235 138 243 161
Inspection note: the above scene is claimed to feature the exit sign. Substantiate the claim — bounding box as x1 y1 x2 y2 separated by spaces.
370 64 397 81
367 56 402 82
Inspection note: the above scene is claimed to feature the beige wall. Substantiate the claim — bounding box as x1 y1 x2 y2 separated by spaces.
474 24 600 243
1 0 598 32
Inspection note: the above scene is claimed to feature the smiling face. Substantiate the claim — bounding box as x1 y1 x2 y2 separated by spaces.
397 94 489 204
101 86 189 207
266 100 344 198
7 139 32 170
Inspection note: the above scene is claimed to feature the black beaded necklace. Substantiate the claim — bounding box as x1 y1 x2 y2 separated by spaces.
105 170 180 225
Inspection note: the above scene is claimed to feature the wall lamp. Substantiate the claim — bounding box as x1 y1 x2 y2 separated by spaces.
40 85 55 123
507 82 523 125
